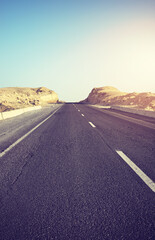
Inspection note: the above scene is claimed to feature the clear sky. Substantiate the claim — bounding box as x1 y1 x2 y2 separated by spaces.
0 0 155 101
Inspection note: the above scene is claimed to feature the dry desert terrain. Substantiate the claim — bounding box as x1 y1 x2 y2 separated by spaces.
81 86 155 111
0 87 59 112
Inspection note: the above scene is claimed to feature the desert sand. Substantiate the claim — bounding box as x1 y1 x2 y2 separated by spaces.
81 86 155 111
0 87 59 112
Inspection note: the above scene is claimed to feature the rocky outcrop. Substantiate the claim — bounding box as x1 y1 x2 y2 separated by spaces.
81 86 155 111
0 87 59 112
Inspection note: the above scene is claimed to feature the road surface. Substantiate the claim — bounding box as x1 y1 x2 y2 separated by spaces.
0 104 154 239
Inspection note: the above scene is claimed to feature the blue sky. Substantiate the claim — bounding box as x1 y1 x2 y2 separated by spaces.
0 0 155 101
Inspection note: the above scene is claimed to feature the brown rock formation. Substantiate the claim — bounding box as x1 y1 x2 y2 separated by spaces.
0 87 59 112
81 86 155 111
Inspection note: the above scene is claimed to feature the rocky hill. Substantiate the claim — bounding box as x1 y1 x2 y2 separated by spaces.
0 87 59 112
81 86 155 111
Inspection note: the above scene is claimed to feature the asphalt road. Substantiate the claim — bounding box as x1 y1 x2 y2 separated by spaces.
0 104 154 240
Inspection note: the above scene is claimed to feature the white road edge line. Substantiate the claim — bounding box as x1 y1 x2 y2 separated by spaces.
116 150 155 192
0 106 62 158
89 122 96 128
81 114 84 117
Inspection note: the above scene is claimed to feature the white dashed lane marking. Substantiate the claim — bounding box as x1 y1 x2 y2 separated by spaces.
73 104 155 192
116 150 155 192
89 122 96 128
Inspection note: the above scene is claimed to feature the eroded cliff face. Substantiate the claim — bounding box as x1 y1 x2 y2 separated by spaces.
81 86 155 111
0 87 59 112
